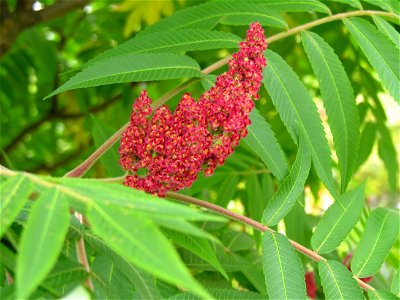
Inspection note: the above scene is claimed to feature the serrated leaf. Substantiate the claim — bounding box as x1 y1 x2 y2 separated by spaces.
312 183 365 253
16 188 70 299
369 289 399 300
329 0 363 9
254 0 331 14
344 18 400 104
244 109 289 181
90 115 124 177
263 49 337 198
262 231 306 299
351 208 400 277
45 53 201 99
263 136 311 226
89 30 241 65
361 0 399 13
87 204 210 299
0 175 33 238
373 16 400 49
318 260 364 300
392 269 400 297
139 1 287 36
169 288 268 299
165 229 228 280
302 31 360 192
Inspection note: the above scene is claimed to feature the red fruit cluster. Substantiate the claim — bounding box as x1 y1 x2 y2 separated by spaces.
119 22 267 196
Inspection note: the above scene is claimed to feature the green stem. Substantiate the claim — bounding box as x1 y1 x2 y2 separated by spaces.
166 192 375 292
64 9 398 178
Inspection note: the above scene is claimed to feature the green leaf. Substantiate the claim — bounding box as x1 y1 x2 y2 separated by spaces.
302 31 360 192
351 208 400 277
262 231 306 299
90 115 124 177
244 109 289 181
311 183 365 253
165 229 228 280
84 230 162 300
62 286 91 300
377 124 399 191
139 1 287 36
344 18 400 104
253 0 331 14
170 288 268 299
263 136 311 226
263 50 338 198
16 187 70 299
318 260 364 300
356 122 377 168
373 16 400 49
87 204 210 299
361 0 399 13
369 290 399 300
328 0 363 9
89 30 241 65
45 53 201 99
0 175 33 238
392 269 400 297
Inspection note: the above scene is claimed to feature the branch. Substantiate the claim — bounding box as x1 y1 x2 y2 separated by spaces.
0 0 89 57
166 192 375 292
64 9 399 179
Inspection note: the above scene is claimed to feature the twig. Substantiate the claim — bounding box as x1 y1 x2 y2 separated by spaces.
166 192 375 291
64 10 399 179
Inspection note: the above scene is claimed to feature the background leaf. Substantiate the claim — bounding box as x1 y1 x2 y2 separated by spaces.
262 231 306 299
263 136 311 226
46 53 201 99
244 108 289 181
351 208 399 277
392 269 400 297
301 30 360 192
328 0 363 9
263 49 337 198
311 183 365 253
16 187 70 299
344 18 400 104
368 289 399 300
318 260 364 300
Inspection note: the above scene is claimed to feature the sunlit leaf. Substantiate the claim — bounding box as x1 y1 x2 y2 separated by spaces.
318 260 364 300
312 183 365 253
263 136 311 226
368 289 399 300
262 231 306 299
263 50 338 198
16 188 70 299
392 269 400 297
302 31 360 192
344 18 400 104
373 16 400 49
351 208 399 277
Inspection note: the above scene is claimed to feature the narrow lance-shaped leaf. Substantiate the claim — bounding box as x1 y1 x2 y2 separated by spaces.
262 231 307 299
328 0 363 9
368 289 399 300
351 208 399 277
244 109 289 181
45 53 202 99
0 175 33 238
312 183 366 253
88 30 242 66
318 260 364 300
392 269 400 297
87 204 210 299
263 135 311 226
263 49 338 199
257 0 331 14
16 188 70 299
344 18 400 104
361 0 399 13
170 288 268 299
356 122 377 169
139 1 287 36
372 16 400 49
302 31 360 192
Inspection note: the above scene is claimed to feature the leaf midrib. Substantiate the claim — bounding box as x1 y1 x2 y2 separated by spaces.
271 234 288 299
324 261 345 300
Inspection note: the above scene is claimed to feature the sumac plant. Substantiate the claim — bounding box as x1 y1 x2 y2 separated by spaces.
0 0 399 299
